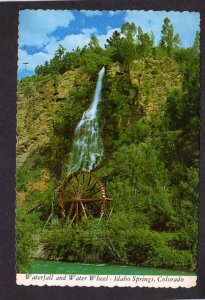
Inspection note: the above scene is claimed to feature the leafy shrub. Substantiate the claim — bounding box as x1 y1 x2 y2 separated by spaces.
127 228 165 265
16 208 42 272
146 247 195 270
41 217 196 271
16 161 42 192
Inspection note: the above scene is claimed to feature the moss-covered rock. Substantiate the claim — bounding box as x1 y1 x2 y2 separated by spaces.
129 58 182 119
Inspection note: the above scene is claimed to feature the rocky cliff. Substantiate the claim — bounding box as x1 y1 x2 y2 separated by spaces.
17 68 89 166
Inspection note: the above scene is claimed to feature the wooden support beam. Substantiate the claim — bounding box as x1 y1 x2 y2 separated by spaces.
69 213 76 227
79 201 87 218
65 198 103 203
76 201 79 224
68 202 74 218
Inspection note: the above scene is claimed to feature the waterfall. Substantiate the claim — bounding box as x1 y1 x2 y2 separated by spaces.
65 66 105 175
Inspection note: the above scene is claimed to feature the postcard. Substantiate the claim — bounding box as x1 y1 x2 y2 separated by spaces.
16 9 200 288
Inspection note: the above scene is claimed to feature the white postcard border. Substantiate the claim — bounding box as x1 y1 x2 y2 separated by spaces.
16 274 197 288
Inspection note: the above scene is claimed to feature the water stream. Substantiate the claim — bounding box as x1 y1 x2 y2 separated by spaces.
27 260 195 276
65 66 105 175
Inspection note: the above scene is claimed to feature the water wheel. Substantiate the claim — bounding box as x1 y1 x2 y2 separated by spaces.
58 170 112 224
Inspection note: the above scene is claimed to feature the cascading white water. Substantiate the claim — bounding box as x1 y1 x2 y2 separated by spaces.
65 66 105 175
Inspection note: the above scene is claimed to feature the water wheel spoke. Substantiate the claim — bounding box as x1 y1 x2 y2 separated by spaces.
87 188 101 198
79 175 94 196
80 198 103 202
64 178 79 195
80 187 90 198
79 184 85 196
78 176 88 194
82 187 100 198
82 174 92 189
88 181 98 194
82 176 97 196
67 183 78 197
87 175 92 187
75 174 79 184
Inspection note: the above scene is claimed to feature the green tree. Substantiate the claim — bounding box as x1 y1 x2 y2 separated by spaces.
137 26 154 58
121 22 137 41
193 31 200 54
55 44 66 60
88 35 100 50
159 18 180 57
106 30 122 48
16 208 42 272
173 33 181 49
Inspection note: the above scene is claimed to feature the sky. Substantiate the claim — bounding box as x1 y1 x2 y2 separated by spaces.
18 10 200 79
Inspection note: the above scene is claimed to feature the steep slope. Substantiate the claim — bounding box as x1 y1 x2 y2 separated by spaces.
17 68 89 166
16 58 182 208
108 58 181 120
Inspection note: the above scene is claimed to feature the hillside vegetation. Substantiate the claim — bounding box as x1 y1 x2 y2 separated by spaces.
16 19 199 273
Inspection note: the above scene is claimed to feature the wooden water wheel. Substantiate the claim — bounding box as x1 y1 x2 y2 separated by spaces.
58 170 112 224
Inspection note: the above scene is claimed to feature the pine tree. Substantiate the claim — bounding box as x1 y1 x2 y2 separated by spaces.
159 18 180 57
193 31 200 54
55 45 66 60
88 35 100 50
106 30 121 48
137 26 154 58
121 22 137 41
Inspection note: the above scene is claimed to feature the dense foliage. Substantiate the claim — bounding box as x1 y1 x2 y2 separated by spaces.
16 18 200 272
16 208 42 272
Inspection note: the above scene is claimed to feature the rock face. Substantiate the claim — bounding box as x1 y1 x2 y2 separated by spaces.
107 58 182 120
130 58 181 119
17 68 89 166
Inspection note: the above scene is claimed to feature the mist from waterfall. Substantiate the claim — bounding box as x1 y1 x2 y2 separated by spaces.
65 66 105 175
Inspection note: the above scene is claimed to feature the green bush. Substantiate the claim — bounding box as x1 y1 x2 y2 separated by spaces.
146 247 195 270
40 213 197 271
16 160 42 192
127 228 165 265
16 208 42 272
170 223 198 255
42 219 105 262
127 228 195 270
